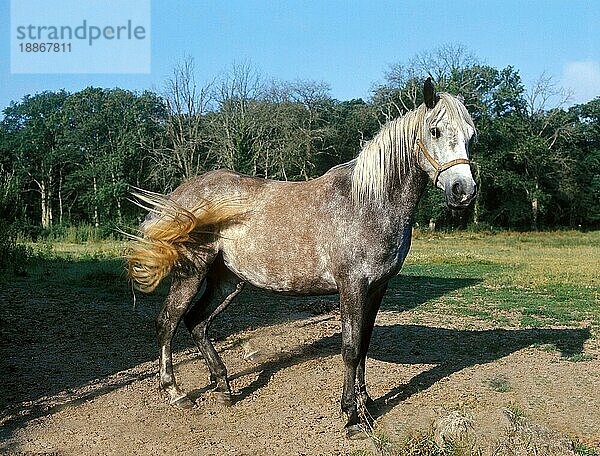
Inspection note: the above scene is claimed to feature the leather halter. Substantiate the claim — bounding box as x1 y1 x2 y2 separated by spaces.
416 137 471 187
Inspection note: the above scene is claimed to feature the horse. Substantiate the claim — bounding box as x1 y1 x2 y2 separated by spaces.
127 78 477 437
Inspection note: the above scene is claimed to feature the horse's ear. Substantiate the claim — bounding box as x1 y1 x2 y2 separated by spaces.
424 77 437 109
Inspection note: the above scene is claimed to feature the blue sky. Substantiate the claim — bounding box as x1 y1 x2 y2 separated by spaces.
1 0 599 111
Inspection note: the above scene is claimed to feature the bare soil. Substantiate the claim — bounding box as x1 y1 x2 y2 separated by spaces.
1 274 599 455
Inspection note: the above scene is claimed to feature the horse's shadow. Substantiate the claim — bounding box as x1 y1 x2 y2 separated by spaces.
368 324 588 417
219 323 589 422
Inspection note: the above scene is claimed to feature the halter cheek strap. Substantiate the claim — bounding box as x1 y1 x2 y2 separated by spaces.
417 138 471 187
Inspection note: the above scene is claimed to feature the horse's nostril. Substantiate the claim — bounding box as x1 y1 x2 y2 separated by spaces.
452 182 462 196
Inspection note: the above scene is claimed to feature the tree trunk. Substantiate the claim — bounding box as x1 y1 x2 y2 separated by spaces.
40 180 48 229
40 179 53 229
531 198 538 231
58 170 64 225
111 171 122 224
472 201 479 226
93 175 99 228
472 164 480 225
531 180 539 231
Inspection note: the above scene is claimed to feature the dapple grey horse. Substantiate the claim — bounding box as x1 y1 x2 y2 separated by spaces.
128 78 477 437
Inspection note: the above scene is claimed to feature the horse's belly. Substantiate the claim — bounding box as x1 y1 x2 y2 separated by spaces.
225 258 337 294
219 235 337 295
236 269 337 295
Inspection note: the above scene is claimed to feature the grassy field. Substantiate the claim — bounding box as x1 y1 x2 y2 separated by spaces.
403 230 599 330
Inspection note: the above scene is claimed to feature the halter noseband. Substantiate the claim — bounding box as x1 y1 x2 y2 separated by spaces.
416 137 471 187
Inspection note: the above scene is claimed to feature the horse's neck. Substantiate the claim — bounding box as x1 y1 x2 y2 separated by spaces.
334 140 428 233
382 167 429 232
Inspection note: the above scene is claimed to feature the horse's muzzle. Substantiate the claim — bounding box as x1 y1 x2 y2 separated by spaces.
445 177 477 209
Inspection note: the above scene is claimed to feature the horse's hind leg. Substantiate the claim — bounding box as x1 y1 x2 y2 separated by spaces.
184 260 244 404
155 271 205 408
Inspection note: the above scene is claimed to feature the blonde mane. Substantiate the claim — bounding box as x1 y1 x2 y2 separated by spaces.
351 93 476 203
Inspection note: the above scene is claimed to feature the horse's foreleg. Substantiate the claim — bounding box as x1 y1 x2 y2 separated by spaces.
184 267 244 405
339 281 368 438
356 283 387 414
156 273 204 408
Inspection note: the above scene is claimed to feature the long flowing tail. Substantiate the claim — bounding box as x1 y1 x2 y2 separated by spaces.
125 188 243 293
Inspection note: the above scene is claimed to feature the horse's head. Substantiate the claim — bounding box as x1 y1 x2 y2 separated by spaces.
417 77 477 209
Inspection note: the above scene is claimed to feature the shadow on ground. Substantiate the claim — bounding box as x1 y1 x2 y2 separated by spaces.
228 324 589 415
0 261 589 443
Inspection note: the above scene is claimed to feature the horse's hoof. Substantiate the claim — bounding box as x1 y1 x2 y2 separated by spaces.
214 391 233 406
345 424 366 440
171 395 195 409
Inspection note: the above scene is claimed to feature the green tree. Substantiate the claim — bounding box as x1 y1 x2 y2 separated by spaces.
373 46 531 229
1 91 69 228
565 98 600 227
260 80 335 180
60 87 165 226
150 57 212 191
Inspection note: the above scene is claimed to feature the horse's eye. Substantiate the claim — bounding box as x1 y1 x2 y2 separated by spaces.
430 127 441 139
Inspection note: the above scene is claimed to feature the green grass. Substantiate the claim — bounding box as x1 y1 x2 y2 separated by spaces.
562 353 597 362
3 240 130 299
5 230 599 333
574 442 599 456
361 427 481 456
402 230 600 330
504 403 527 422
487 376 512 393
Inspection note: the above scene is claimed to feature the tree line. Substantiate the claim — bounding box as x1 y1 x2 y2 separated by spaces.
1 47 598 234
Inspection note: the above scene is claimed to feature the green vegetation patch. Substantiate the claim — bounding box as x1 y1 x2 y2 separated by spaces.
393 231 599 330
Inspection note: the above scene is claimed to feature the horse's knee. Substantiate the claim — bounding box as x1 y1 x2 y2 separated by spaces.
341 344 360 368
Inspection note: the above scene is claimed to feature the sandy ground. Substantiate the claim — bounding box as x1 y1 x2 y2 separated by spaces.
1 278 598 455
